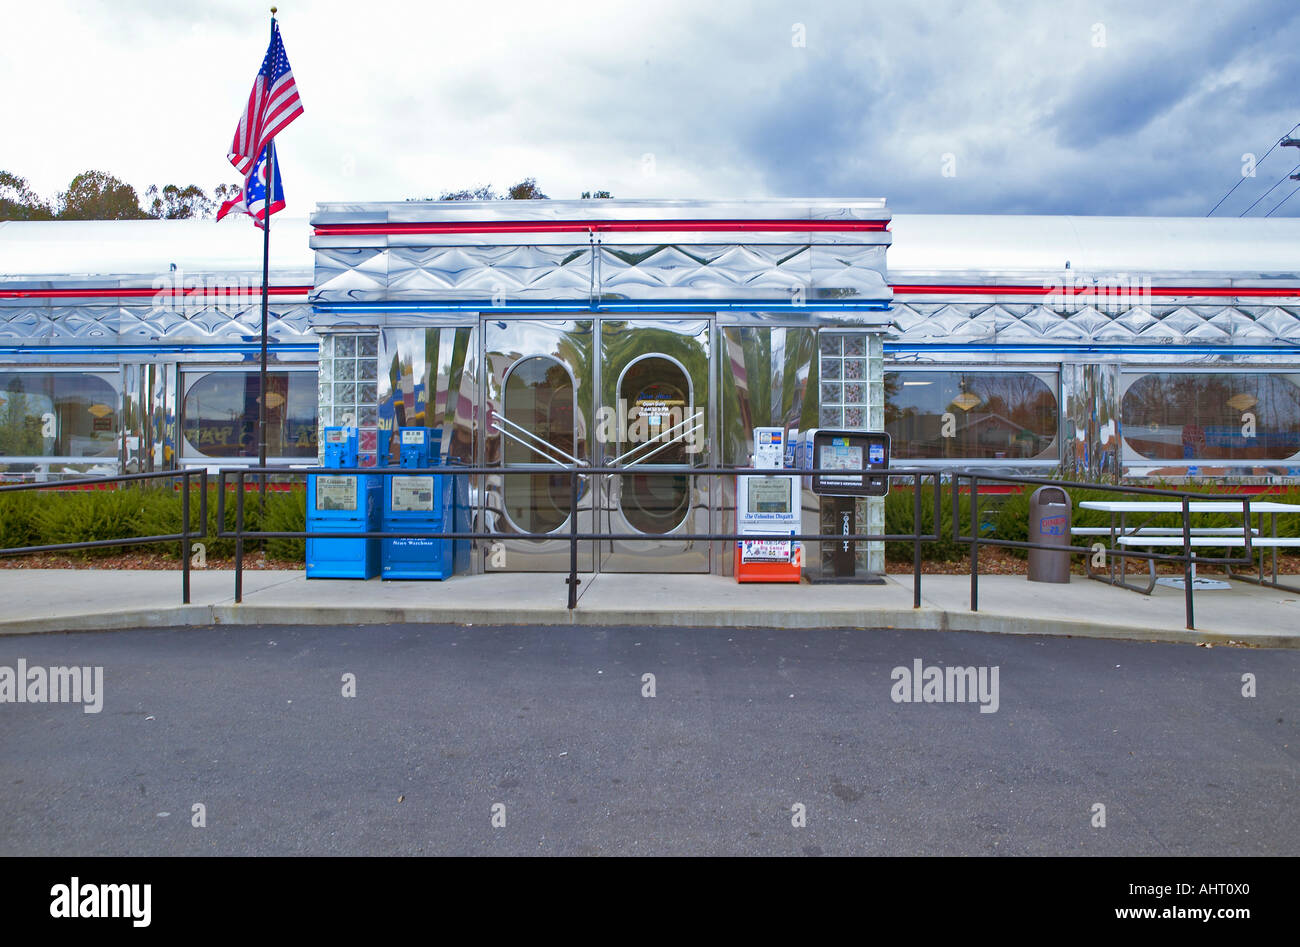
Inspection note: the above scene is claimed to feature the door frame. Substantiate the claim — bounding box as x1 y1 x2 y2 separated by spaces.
477 313 717 574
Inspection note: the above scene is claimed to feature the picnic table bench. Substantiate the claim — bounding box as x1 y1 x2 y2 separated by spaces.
1074 500 1300 594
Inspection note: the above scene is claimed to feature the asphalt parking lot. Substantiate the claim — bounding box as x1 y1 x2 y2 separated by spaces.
1 623 1295 856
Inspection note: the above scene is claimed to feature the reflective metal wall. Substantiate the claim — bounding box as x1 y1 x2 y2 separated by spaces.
375 327 476 466
1059 362 1120 482
717 325 819 575
311 199 893 310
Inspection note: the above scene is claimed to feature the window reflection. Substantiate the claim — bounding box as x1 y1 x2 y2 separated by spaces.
182 371 318 458
618 355 691 533
1121 372 1300 460
0 372 119 458
885 371 1058 460
502 356 575 533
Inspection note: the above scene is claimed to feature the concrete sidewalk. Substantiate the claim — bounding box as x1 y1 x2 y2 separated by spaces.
0 568 1296 646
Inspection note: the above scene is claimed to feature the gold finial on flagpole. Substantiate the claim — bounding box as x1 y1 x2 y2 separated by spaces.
271 6 278 14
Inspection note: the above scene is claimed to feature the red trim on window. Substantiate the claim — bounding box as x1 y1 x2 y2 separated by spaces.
0 285 314 300
891 284 1300 298
3 282 1297 301
312 219 890 236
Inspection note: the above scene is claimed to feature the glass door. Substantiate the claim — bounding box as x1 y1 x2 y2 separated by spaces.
482 319 595 572
597 319 711 573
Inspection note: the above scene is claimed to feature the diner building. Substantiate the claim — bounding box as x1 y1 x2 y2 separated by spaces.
2 200 1298 574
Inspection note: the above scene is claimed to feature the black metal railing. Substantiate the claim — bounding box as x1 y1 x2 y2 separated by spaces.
1 464 1281 628
951 472 1263 630
217 465 944 609
0 468 208 604
211 464 1285 630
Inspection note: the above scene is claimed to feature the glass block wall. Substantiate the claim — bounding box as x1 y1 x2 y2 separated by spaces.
317 333 380 465
817 331 885 574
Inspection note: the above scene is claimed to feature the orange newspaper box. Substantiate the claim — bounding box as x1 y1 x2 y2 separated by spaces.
735 472 802 582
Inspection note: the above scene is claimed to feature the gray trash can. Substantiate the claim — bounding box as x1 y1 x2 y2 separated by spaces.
1027 486 1071 583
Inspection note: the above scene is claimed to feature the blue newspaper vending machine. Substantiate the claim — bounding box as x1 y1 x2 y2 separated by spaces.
380 427 469 580
306 427 381 578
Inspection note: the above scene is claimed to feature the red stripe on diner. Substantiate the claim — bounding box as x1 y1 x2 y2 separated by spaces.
892 284 1300 298
4 283 1298 301
313 218 891 236
0 285 314 300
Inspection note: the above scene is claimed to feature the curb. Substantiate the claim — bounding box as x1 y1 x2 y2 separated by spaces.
0 603 1293 648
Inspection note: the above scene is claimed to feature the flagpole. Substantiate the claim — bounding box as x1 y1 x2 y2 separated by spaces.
257 9 277 511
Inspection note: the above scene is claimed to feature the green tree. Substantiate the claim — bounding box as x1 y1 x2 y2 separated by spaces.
57 170 149 220
425 178 551 201
503 177 547 200
436 185 498 201
145 183 217 219
0 171 53 220
0 380 45 456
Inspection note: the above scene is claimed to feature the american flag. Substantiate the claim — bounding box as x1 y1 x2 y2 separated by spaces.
216 143 286 229
228 20 303 176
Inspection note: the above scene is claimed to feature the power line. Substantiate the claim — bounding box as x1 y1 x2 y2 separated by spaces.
1238 162 1300 216
1206 121 1300 216
1265 183 1300 217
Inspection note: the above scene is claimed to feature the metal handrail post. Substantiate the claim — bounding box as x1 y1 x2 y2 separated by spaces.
181 471 191 605
566 467 580 609
1182 497 1194 630
912 471 922 609
970 476 979 612
235 469 246 605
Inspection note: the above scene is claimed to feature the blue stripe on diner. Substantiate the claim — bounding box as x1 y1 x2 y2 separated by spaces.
0 343 319 357
884 342 1300 356
312 300 893 314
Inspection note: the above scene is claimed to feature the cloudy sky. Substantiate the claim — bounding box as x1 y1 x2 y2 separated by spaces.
4 0 1300 217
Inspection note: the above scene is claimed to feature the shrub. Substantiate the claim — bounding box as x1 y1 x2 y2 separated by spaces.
260 487 306 562
0 490 43 552
883 484 974 562
133 485 224 559
135 484 307 561
30 487 150 558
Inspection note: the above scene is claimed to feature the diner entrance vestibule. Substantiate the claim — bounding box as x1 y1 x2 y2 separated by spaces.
482 316 711 573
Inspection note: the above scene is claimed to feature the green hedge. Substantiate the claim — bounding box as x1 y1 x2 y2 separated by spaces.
0 485 306 561
5 480 1297 565
882 484 975 562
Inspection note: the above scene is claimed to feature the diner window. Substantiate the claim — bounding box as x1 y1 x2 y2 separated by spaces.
0 372 119 458
500 356 576 534
1121 372 1300 461
181 370 318 459
885 371 1059 460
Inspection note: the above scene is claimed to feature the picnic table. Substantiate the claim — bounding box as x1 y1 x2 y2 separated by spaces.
1075 500 1300 594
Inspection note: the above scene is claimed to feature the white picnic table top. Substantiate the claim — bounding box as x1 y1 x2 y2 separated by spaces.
1078 500 1300 514
1115 535 1300 546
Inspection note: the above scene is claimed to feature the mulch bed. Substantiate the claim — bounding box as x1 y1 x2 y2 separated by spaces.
0 551 302 570
3 547 1295 576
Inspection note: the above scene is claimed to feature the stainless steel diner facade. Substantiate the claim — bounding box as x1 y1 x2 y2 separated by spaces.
886 214 1300 484
308 199 894 574
2 201 1300 576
